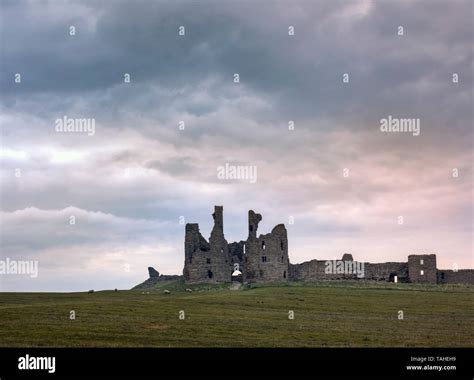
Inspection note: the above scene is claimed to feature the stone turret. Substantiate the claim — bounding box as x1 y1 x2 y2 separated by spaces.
248 210 262 241
211 206 224 237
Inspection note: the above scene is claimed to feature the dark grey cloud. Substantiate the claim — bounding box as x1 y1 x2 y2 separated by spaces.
2 0 471 122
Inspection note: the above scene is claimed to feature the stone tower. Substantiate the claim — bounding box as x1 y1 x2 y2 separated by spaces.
408 254 437 283
183 206 232 283
244 211 289 283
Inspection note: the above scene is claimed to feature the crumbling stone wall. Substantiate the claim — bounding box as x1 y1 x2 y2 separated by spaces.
245 220 289 283
289 256 408 282
437 269 474 284
184 223 210 283
364 262 408 282
289 259 327 281
183 207 233 283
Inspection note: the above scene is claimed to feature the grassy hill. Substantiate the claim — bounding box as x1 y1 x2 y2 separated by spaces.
0 281 472 347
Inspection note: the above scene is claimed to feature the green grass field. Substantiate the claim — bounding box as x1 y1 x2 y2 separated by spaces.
0 281 472 347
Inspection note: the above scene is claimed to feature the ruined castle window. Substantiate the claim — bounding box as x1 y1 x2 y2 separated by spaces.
221 248 223 253
281 255 284 262
249 225 253 232
207 270 213 279
281 241 284 250
262 241 266 250
243 244 246 254
420 259 424 265
420 270 424 276
261 256 267 263
440 272 445 280
206 258 211 264
283 271 287 279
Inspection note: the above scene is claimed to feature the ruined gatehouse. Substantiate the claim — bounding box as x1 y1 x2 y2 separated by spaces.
184 206 288 283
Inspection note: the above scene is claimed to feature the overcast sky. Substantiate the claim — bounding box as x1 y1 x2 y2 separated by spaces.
0 0 472 291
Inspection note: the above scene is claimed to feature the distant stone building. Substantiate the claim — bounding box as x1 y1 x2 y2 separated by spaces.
179 206 474 285
407 254 437 283
289 253 443 283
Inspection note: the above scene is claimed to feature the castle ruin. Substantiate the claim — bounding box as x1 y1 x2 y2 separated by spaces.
183 206 474 285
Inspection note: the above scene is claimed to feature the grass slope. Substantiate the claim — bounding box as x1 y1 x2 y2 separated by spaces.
0 281 472 347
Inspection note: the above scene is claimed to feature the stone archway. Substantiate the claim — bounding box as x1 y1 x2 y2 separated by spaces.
230 269 243 290
231 269 243 283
